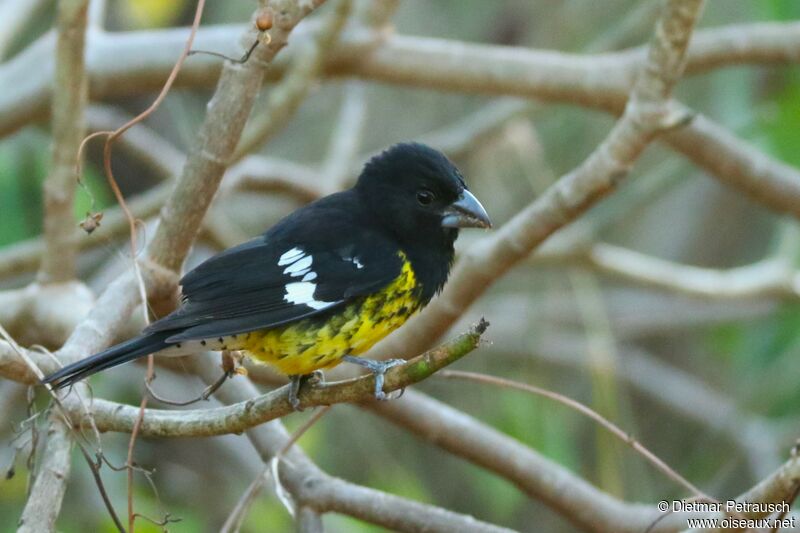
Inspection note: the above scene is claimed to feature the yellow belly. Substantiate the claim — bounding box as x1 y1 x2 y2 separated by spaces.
233 255 420 376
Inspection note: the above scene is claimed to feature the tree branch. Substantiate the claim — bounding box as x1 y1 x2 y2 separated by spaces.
187 349 510 533
71 321 487 437
38 0 89 283
366 389 660 533
0 0 46 59
0 20 798 224
17 415 72 533
537 242 800 300
232 0 353 164
369 0 707 361
0 282 94 349
148 0 328 272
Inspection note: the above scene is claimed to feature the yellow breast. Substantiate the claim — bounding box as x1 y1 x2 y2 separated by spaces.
235 254 420 376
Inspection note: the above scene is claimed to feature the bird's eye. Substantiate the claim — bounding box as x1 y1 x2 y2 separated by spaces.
416 189 435 206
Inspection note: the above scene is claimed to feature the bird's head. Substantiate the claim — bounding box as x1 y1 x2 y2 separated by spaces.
355 143 491 248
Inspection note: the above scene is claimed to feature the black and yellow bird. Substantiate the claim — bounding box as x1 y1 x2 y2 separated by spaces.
42 143 491 407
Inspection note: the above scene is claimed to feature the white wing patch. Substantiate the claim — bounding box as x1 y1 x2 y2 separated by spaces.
284 255 312 277
285 282 334 310
278 247 335 310
278 247 304 266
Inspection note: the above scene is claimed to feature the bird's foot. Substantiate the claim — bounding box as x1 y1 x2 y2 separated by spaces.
307 369 325 386
343 356 405 401
287 372 324 411
222 350 247 377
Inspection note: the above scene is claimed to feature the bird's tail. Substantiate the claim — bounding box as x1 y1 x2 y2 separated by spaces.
41 331 172 389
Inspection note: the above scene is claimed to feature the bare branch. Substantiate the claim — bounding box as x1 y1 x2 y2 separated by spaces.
0 282 94 349
72 321 487 437
0 0 46 59
18 4 90 525
370 0 707 360
538 242 800 300
232 0 353 164
38 0 89 283
437 369 707 499
0 341 59 385
322 80 367 190
520 333 784 478
148 0 328 272
682 454 800 532
17 415 72 533
366 389 658 533
190 351 511 533
296 506 324 533
0 20 798 221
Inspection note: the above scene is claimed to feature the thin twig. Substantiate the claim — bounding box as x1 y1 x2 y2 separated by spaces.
221 406 331 531
437 370 709 500
108 4 207 529
145 368 232 407
0 324 126 531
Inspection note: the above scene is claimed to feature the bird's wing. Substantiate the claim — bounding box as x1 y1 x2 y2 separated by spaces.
145 212 403 342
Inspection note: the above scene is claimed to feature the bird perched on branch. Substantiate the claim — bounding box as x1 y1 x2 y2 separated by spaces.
42 143 491 408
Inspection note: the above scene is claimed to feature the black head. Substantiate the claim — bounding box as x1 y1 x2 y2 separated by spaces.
354 143 491 250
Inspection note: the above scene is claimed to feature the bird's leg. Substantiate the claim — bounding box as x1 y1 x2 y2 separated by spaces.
286 371 324 411
287 375 304 411
343 356 405 400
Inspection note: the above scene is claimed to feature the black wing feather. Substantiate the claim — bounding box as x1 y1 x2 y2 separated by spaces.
145 191 403 341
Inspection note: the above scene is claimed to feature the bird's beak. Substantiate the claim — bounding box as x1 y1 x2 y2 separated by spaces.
441 190 492 229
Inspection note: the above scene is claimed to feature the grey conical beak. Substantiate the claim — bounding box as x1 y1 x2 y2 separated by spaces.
441 189 491 229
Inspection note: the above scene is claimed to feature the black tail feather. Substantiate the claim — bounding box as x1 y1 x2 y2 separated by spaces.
41 331 172 389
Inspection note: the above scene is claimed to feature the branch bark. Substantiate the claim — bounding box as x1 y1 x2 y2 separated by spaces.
0 20 798 240
148 0 327 272
38 0 89 284
17 415 72 533
71 322 486 437
1 21 799 224
537 242 800 300
369 0 707 360
188 352 510 533
19 2 89 528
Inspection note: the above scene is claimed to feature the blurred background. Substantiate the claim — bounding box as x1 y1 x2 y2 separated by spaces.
1 0 799 531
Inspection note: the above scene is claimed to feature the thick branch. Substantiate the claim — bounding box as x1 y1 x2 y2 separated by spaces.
72 322 486 437
17 416 72 533
148 0 327 272
367 390 660 533
0 341 58 385
370 0 707 360
0 20 798 222
10 5 330 529
0 0 46 58
20 4 90 526
537 242 800 300
0 282 94 349
188 351 507 533
232 0 352 163
38 0 89 283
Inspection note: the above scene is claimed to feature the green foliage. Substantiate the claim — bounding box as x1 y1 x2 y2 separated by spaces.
0 134 110 248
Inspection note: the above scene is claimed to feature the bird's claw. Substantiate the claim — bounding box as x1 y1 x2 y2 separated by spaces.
287 371 325 411
307 370 325 385
343 356 406 401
